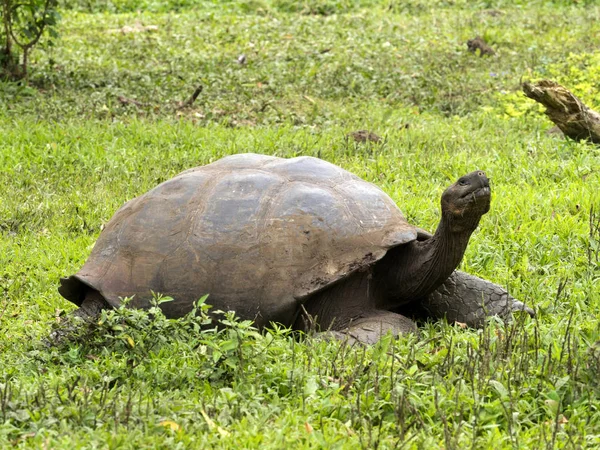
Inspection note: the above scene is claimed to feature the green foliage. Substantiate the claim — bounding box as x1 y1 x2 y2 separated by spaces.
1 115 599 448
3 296 600 447
2 2 600 122
0 0 60 79
271 0 360 15
53 293 269 384
55 0 599 14
1 0 600 447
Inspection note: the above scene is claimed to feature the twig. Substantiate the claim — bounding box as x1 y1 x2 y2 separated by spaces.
175 85 203 110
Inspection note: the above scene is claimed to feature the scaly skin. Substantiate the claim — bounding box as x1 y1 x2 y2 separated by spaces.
417 271 535 327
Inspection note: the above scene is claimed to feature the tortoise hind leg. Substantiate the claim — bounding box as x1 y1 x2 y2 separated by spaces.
47 289 109 345
415 271 535 327
73 289 108 321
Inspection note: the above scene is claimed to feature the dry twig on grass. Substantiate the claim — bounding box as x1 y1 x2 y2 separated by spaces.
175 85 203 110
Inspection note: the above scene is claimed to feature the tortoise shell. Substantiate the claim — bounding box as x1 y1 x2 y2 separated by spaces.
59 153 417 327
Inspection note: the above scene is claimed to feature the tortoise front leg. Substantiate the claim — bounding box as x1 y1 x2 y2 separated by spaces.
418 271 535 327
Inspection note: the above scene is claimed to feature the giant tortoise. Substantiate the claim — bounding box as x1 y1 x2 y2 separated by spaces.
59 154 534 344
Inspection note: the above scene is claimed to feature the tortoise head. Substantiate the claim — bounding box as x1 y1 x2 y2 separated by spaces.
441 170 491 232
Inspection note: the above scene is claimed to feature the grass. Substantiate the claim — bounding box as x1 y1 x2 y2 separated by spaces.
3 1 600 122
1 0 600 448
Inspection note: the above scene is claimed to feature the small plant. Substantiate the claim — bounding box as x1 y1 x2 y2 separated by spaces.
52 292 269 383
1 0 60 80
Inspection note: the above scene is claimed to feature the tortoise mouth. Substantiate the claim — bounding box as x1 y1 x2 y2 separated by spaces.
460 186 490 201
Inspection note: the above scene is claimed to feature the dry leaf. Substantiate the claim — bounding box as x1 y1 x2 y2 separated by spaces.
159 420 181 431
201 409 230 437
304 422 313 434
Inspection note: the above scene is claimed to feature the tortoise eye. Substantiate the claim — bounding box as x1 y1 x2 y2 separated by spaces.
458 178 468 186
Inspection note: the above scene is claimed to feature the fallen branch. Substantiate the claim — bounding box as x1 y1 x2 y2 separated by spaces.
176 85 203 110
522 80 600 144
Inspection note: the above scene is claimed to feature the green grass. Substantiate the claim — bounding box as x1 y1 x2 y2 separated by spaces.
3 1 600 122
2 0 600 448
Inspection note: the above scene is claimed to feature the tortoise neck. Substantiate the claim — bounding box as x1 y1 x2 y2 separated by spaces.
376 213 480 306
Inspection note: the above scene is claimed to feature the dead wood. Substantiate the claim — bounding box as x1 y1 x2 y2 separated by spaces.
466 36 495 57
523 80 600 144
347 130 382 143
175 85 203 110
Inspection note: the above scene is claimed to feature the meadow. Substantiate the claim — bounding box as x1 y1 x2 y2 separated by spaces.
1 0 599 447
